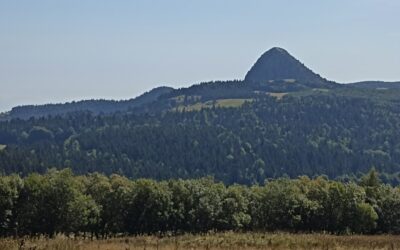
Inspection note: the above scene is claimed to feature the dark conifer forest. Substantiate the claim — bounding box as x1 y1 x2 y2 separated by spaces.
2 89 400 185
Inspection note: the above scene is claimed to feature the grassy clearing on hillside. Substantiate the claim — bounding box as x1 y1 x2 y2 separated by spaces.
268 92 287 100
215 98 253 107
176 98 253 111
0 144 6 151
1 232 399 250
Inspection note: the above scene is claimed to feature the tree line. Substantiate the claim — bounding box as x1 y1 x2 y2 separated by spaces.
2 93 400 185
1 168 400 238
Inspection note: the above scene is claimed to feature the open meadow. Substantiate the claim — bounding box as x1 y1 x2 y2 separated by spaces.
1 232 400 250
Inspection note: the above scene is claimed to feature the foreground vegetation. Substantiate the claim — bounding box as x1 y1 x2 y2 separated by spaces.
1 232 400 250
1 168 400 238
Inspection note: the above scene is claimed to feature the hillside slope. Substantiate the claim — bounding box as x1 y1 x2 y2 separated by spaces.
245 47 335 88
2 88 400 184
349 81 400 89
1 48 400 184
2 47 342 119
2 86 174 120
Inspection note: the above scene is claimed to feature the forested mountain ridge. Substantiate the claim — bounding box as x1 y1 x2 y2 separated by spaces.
2 88 400 184
1 47 339 120
1 47 396 120
1 86 174 120
349 81 400 90
245 47 335 88
1 48 400 184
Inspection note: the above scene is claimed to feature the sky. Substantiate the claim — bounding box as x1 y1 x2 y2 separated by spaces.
1 0 400 112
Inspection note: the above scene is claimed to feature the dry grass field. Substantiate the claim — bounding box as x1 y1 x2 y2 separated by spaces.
1 232 400 250
268 92 287 100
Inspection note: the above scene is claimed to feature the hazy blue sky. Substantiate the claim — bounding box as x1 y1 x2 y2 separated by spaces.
1 0 399 112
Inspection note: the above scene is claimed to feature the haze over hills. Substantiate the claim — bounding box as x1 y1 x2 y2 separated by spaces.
2 86 173 120
1 47 399 120
2 47 400 184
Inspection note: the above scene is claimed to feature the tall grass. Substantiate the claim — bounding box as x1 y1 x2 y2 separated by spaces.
1 232 399 250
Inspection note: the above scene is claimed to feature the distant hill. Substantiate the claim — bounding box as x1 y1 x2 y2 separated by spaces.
349 81 400 90
2 47 400 184
2 47 343 120
3 86 174 120
245 47 335 88
2 87 400 184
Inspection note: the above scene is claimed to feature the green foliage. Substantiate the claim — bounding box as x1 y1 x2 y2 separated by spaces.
126 179 172 234
14 169 98 237
353 203 378 233
360 168 381 188
0 169 398 237
0 175 22 236
375 185 400 233
27 126 54 143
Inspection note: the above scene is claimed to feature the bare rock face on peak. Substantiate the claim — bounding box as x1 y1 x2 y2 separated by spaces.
245 47 333 88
